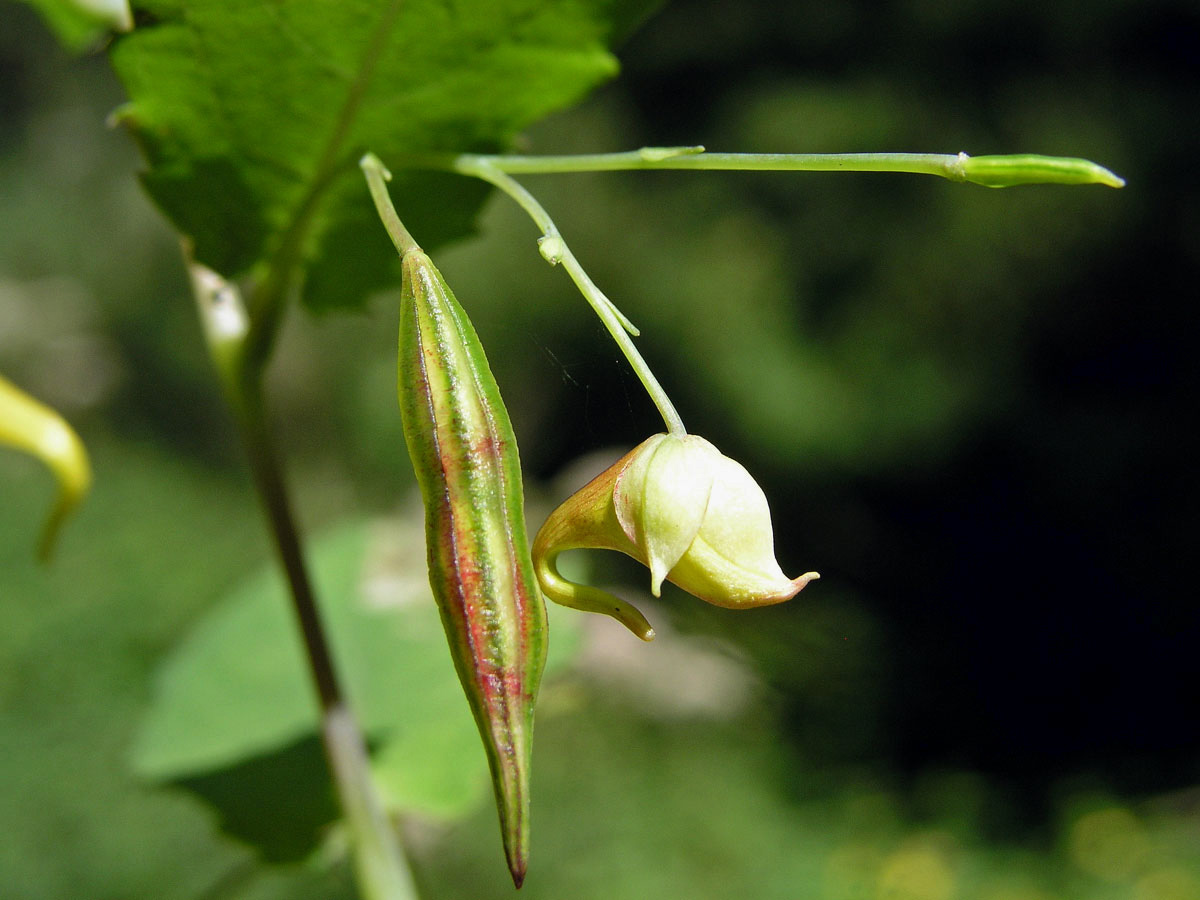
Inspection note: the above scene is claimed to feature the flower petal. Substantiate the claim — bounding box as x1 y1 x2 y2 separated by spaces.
533 442 657 639
697 451 786 577
615 434 714 596
667 450 816 606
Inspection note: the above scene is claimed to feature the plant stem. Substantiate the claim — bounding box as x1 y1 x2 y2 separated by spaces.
367 145 1121 439
186 253 418 900
391 146 1125 187
360 155 421 257
470 148 966 177
438 155 687 437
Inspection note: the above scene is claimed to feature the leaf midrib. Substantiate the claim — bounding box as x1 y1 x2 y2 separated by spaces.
253 0 404 308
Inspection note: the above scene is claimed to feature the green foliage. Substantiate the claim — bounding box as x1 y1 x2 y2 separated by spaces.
108 0 658 311
133 518 580 846
131 521 367 778
419 694 1200 900
0 436 355 899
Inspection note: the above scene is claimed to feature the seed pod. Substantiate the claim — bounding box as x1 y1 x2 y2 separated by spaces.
958 153 1125 188
0 373 91 561
397 246 547 888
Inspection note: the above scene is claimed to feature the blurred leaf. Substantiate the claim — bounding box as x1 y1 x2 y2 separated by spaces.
175 735 338 863
369 702 486 821
133 514 581 850
132 522 361 778
421 695 835 900
107 0 659 311
20 0 130 51
0 435 349 899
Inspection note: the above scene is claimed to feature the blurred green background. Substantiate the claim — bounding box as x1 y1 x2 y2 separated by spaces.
2 1 1197 898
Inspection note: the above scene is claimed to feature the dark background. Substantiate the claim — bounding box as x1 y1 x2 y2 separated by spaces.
542 0 1200 794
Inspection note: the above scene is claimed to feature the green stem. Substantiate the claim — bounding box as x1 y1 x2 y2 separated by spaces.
473 147 964 176
186 253 418 900
392 146 1125 188
324 703 418 900
360 155 421 257
370 145 1121 436
443 155 687 437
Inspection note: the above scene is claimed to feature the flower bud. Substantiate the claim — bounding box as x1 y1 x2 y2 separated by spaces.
533 433 817 640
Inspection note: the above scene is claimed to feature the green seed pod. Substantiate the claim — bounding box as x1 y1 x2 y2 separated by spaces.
958 153 1125 188
397 246 548 888
0 373 91 560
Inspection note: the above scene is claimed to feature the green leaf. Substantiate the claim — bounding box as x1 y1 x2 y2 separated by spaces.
174 735 339 863
107 0 659 311
132 514 581 827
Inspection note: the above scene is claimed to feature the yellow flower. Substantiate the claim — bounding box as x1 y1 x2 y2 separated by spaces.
533 433 817 640
1 374 91 560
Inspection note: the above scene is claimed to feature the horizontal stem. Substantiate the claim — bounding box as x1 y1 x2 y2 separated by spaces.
469 149 966 177
390 147 1124 188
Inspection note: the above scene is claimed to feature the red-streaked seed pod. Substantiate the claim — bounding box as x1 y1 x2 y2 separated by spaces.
397 246 547 888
